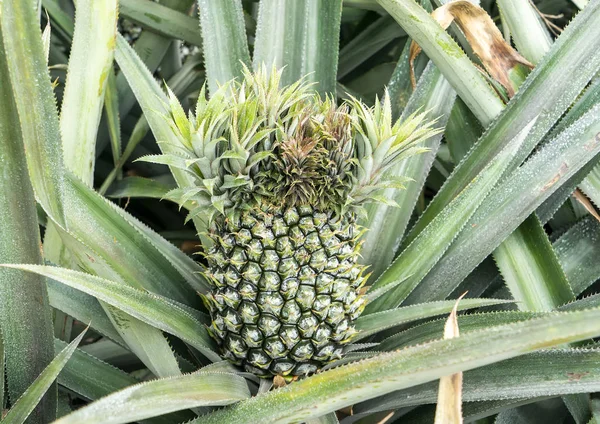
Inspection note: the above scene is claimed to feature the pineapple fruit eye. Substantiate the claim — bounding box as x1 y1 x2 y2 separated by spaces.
206 204 367 377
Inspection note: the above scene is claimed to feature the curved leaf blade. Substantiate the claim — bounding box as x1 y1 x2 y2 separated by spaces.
1 265 219 362
2 331 85 424
354 298 512 340
54 372 250 424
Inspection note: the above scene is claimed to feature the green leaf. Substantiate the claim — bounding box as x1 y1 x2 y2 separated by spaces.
104 68 121 168
1 331 85 424
119 0 203 46
60 0 117 186
196 307 600 423
1 265 219 362
105 176 176 200
365 118 538 312
337 15 404 80
407 103 600 304
354 298 512 340
355 349 600 414
254 0 342 95
1 0 66 227
401 0 600 246
445 97 484 163
54 339 195 424
378 311 542 352
197 0 250 94
0 24 56 424
54 372 250 424
493 215 574 311
496 0 552 64
360 63 455 279
47 279 126 347
554 217 600 296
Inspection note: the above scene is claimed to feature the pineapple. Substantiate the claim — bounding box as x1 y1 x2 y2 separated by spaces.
157 68 437 377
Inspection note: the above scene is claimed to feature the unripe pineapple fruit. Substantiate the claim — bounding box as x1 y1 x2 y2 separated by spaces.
206 204 366 376
152 67 438 377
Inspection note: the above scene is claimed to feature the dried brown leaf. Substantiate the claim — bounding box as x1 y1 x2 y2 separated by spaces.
410 1 533 97
433 293 466 424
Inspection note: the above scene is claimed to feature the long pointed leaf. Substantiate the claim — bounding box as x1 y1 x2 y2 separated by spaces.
60 0 117 185
1 265 219 362
54 372 250 424
197 0 250 94
493 215 574 311
0 23 56 424
356 349 600 413
1 331 85 424
366 118 537 312
354 298 511 340
407 103 600 304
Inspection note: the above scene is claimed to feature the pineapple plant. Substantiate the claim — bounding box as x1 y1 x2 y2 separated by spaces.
156 69 436 376
0 0 600 423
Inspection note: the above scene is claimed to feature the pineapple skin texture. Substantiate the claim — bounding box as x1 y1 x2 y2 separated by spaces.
206 203 367 377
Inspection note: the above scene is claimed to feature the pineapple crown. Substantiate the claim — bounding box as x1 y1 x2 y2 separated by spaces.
146 67 439 223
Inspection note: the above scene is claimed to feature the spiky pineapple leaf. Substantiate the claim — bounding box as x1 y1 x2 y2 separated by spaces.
0 23 56 423
54 371 250 424
254 0 342 95
407 103 600 304
355 349 600 414
1 330 85 424
119 0 203 46
365 117 538 312
401 0 600 247
53 339 194 424
197 0 250 94
1 0 66 226
195 307 600 423
59 0 117 186
378 311 542 352
1 265 220 362
555 216 600 296
354 298 512 340
493 214 574 311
